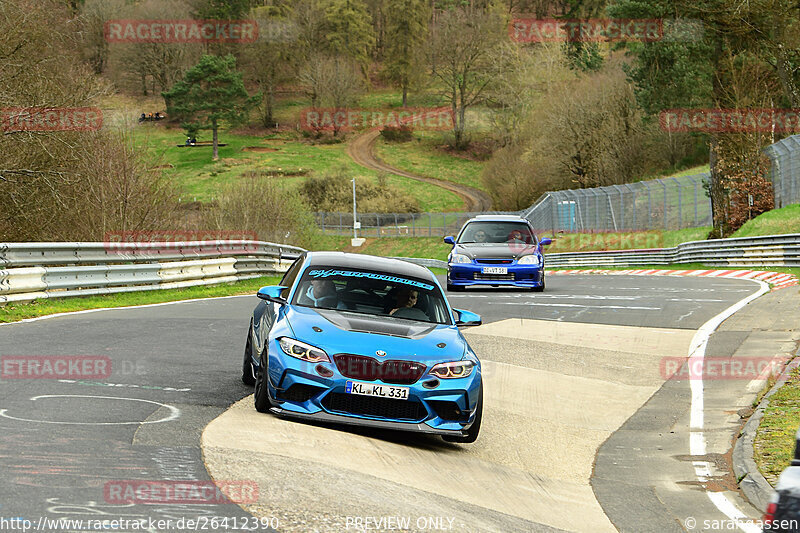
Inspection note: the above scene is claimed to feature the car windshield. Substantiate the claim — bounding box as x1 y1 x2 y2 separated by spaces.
458 222 536 244
292 266 451 324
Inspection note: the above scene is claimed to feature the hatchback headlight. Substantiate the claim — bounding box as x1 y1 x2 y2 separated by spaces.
429 360 476 379
518 254 542 266
278 337 330 363
449 254 471 264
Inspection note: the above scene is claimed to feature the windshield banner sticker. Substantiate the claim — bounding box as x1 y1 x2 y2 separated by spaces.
308 269 435 291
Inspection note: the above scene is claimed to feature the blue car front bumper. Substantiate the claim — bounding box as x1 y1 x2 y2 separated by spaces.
261 340 482 436
447 262 544 288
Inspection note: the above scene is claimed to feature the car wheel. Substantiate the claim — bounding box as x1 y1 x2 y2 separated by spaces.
443 384 482 444
254 353 275 413
241 325 256 386
532 274 545 292
447 283 464 292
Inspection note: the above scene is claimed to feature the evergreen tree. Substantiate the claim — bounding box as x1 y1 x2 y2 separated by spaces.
163 55 259 161
385 0 430 106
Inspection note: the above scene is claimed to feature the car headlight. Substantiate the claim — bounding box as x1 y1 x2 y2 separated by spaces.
278 337 330 363
429 360 476 379
449 253 471 264
517 254 542 266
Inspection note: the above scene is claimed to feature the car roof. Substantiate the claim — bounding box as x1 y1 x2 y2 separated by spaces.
304 252 435 281
464 214 530 224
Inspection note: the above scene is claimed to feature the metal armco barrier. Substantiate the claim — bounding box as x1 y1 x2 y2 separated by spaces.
0 240 304 304
545 233 800 268
2 233 797 304
395 233 800 270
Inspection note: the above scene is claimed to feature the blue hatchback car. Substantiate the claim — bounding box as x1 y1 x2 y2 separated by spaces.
445 215 551 292
242 252 484 443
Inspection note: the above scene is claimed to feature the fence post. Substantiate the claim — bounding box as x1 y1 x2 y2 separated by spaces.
428 213 432 237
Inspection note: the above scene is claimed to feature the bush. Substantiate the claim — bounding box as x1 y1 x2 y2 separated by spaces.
200 172 317 246
300 166 420 213
380 125 414 142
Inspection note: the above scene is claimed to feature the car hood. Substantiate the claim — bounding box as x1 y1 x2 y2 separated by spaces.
454 242 539 260
284 306 468 362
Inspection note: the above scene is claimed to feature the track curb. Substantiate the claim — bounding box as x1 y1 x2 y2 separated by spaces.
733 354 800 513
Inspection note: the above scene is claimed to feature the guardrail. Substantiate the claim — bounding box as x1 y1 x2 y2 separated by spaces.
0 241 304 304
546 233 800 268
2 233 797 305
400 233 800 270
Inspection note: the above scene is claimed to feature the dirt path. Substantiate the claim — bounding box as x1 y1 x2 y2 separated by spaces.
346 129 493 212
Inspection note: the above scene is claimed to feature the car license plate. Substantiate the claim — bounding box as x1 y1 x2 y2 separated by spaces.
345 381 409 400
482 267 508 274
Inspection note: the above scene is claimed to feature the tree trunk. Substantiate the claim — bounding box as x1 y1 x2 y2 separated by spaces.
402 84 408 108
212 119 219 161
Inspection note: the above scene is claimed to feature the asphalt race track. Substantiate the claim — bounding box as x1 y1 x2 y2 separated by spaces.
0 273 776 532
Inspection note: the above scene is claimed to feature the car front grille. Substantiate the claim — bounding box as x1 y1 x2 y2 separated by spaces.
322 392 427 421
475 259 513 264
474 273 515 281
333 354 426 385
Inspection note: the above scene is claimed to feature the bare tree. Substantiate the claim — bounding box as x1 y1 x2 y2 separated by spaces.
428 6 506 149
299 54 363 136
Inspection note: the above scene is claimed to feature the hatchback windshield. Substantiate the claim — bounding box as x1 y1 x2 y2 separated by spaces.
292 267 451 324
458 222 536 244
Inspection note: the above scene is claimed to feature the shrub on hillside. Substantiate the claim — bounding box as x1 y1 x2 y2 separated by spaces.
200 172 317 246
300 166 420 213
380 125 414 142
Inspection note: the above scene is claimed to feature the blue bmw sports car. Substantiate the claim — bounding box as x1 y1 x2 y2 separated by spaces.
242 252 484 443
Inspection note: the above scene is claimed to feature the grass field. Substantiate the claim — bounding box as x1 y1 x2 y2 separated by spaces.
133 123 464 211
731 204 800 238
374 130 487 191
0 276 281 323
755 368 800 486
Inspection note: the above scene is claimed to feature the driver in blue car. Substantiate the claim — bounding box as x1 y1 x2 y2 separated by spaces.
305 279 339 308
389 288 428 321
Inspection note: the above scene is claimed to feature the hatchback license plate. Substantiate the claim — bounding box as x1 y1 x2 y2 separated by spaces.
345 381 409 400
482 267 508 274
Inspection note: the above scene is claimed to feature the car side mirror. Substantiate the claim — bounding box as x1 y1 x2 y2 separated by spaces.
540 238 552 246
257 285 288 304
444 236 455 246
454 309 482 327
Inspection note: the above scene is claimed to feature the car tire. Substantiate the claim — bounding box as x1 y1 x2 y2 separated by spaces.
447 283 464 292
241 324 256 386
443 383 482 444
254 353 275 413
532 274 545 292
